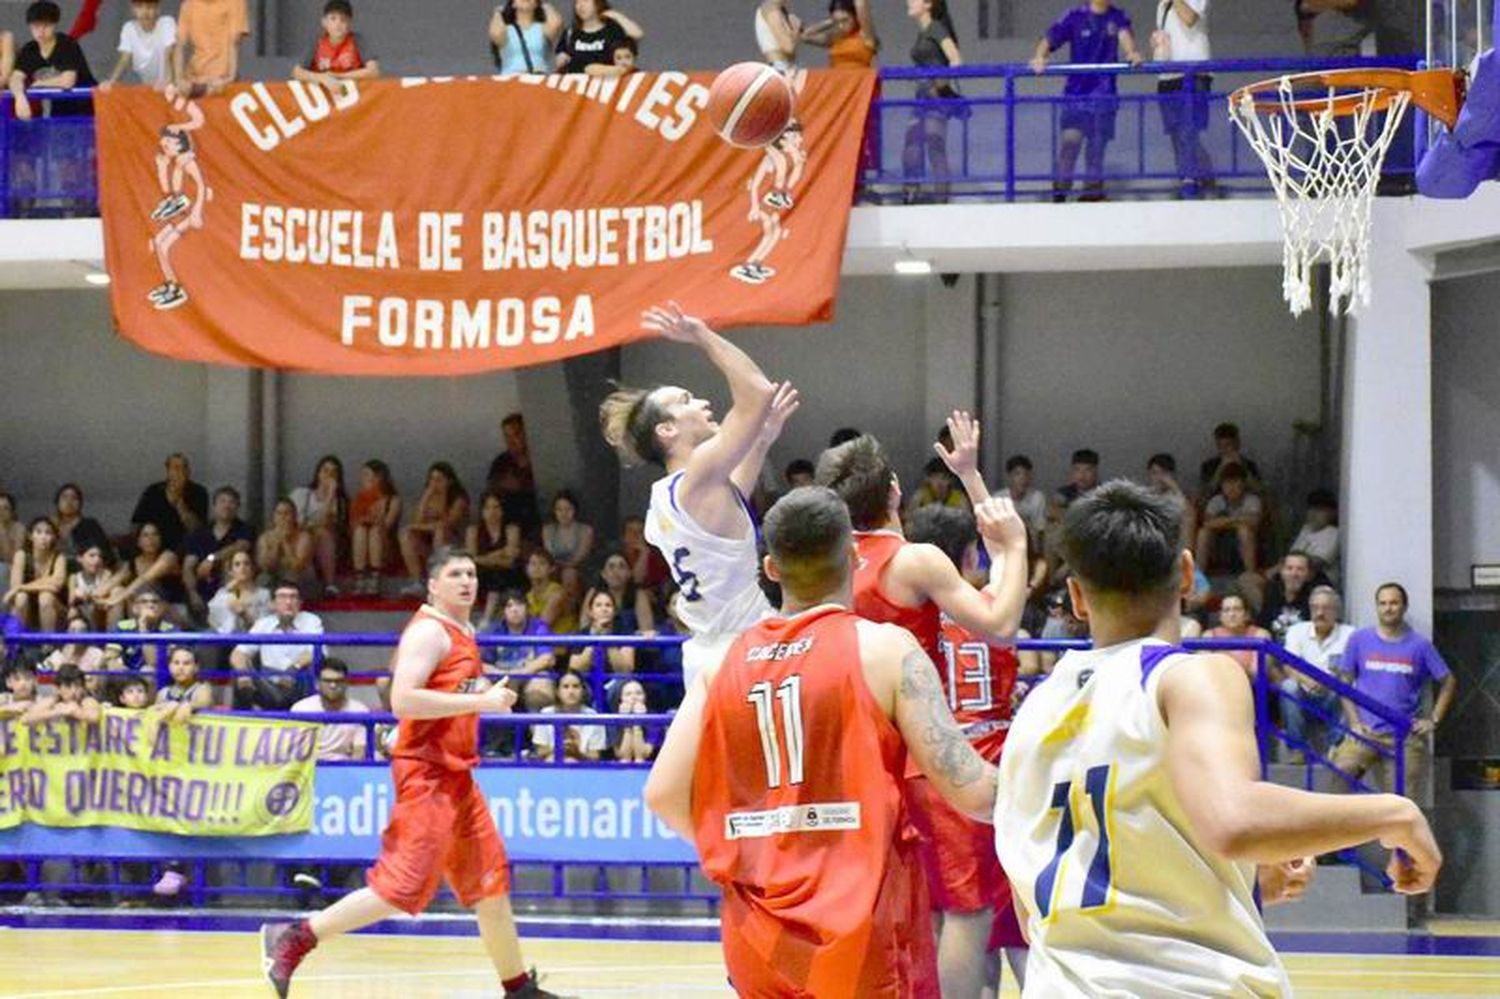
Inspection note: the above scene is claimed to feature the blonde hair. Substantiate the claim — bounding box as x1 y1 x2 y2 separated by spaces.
599 384 668 467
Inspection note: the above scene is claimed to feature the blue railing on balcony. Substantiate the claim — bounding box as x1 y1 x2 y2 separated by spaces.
0 56 1426 217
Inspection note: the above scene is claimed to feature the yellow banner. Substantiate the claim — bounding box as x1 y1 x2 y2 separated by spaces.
0 708 318 836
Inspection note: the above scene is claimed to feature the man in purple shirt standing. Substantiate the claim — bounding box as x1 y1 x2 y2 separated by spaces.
1031 0 1144 201
1332 582 1457 807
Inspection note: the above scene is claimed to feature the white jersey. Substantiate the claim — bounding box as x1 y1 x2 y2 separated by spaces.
995 638 1291 998
645 471 772 678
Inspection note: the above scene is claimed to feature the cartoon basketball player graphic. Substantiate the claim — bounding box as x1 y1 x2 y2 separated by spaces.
731 67 809 286
148 84 213 311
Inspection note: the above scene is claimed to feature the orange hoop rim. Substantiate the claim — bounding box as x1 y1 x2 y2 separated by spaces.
1229 68 1465 130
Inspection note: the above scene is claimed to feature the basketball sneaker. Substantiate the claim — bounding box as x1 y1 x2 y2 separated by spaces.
729 263 767 285
150 193 190 222
763 190 794 210
260 919 317 998
151 283 189 310
505 968 570 998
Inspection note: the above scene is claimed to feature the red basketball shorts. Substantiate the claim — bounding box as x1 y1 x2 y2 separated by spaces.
906 775 1004 914
366 758 511 914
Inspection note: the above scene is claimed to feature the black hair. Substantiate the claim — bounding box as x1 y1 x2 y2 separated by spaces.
5 659 38 680
212 485 241 504
426 462 468 503
1070 449 1099 467
54 482 83 506
763 486 853 600
425 546 475 580
784 458 816 482
272 578 303 598
1376 581 1409 607
905 505 975 571
829 0 857 14
1219 462 1247 483
815 435 894 531
1004 454 1033 473
132 584 165 604
1213 422 1241 441
610 35 638 57
922 456 952 478
1283 549 1314 567
551 489 581 519
323 0 354 16
501 587 529 607
364 459 397 496
828 427 862 448
55 663 85 688
573 0 613 28
26 2 61 25
1306 488 1338 511
1062 479 1184 597
502 412 526 429
1147 452 1176 473
113 675 148 704
318 658 351 679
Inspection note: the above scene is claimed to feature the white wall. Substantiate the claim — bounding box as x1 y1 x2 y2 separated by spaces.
987 267 1323 498
1432 273 1500 590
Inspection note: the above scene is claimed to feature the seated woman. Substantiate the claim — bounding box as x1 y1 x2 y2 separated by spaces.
568 590 635 697
1203 592 1273 680
581 549 655 634
467 491 524 626
524 548 566 630
102 522 185 626
541 490 594 570
398 462 470 595
255 498 315 590
608 678 657 763
531 671 606 763
349 459 401 596
4 518 68 631
52 483 110 561
289 455 349 597
206 550 272 635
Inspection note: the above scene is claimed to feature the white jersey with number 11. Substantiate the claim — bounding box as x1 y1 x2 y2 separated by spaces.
995 638 1292 998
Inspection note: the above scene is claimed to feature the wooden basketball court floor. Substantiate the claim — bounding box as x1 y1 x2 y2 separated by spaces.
3 925 1499 998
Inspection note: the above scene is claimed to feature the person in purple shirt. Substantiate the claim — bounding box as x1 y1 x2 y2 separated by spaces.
1332 582 1457 807
1031 0 1143 201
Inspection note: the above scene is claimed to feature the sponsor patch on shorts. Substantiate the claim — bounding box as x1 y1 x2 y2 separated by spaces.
724 802 861 840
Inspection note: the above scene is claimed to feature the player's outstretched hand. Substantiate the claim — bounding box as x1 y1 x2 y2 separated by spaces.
1258 857 1314 907
478 681 518 715
934 410 981 480
974 495 1027 549
1381 799 1442 895
757 382 801 445
642 301 711 345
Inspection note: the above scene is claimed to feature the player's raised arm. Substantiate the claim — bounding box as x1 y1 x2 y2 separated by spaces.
730 380 801 497
642 303 777 491
1160 652 1440 893
644 670 712 843
903 495 1029 641
389 618 516 720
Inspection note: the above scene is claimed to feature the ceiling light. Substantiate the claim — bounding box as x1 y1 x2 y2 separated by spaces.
894 259 932 275
84 272 111 286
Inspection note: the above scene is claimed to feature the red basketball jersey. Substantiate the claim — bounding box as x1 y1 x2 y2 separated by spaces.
936 618 1020 764
692 606 936 998
392 606 483 771
852 531 941 664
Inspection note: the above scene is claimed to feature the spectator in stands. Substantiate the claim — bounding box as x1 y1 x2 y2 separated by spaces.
5 1 96 122
903 0 963 204
532 670 606 762
1333 582 1456 805
489 0 563 76
1278 584 1353 762
555 0 643 74
349 459 401 596
1031 0 1143 202
1258 550 1326 643
802 0 879 68
1054 448 1100 508
584 549 655 634
99 0 177 91
908 456 966 514
1194 462 1261 574
114 674 151 709
67 541 113 632
555 563 585 634
783 459 816 491
51 483 109 561
290 455 350 596
1203 592 1271 678
1287 488 1340 580
1198 421 1262 497
524 548 565 629
609 678 656 762
1002 454 1047 540
1145 452 1196 547
757 0 803 69
291 658 369 760
398 462 469 594
569 590 637 696
486 589 557 711
469 491 525 626
174 0 249 94
605 36 639 73
103 522 184 625
292 0 379 85
257 498 315 589
1298 0 1417 57
206 549 271 635
102 587 179 674
0 493 24 593
620 514 670 597
0 659 40 715
230 580 323 711
182 485 254 621
131 453 208 552
3 517 66 631
1152 0 1215 199
153 645 214 723
485 413 540 540
542 489 594 570
22 662 100 724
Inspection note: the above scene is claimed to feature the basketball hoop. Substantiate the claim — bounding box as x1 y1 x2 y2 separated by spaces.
1230 68 1466 316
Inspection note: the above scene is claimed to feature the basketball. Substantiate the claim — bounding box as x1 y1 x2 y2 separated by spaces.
707 62 795 148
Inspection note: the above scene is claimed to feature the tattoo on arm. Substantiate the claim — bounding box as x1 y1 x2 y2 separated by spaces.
901 647 984 788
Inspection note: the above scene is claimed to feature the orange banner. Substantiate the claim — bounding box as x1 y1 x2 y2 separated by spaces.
94 70 875 375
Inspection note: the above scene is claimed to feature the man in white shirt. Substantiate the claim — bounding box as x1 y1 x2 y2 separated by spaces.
1001 454 1047 539
230 580 324 711
1153 0 1214 198
1278 585 1354 762
100 0 177 90
290 659 369 760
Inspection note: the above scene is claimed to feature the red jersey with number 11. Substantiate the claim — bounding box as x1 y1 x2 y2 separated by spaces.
691 606 937 999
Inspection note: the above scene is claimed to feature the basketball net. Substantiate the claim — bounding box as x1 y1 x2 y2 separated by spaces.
1230 80 1412 317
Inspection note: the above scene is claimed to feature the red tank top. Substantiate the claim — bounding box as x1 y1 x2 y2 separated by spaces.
692 607 919 993
310 32 368 74
936 618 1019 764
392 606 483 771
853 531 942 664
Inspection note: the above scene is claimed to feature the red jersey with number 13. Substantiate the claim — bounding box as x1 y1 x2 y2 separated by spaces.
691 606 936 999
937 618 1020 764
392 606 483 771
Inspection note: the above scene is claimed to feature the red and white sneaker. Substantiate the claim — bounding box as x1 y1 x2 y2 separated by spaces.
260 920 317 998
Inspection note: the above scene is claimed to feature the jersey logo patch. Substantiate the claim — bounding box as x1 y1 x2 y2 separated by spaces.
723 802 861 839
